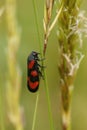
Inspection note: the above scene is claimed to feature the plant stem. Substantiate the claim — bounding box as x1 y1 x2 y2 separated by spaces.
43 0 54 55
32 92 39 130
32 0 43 57
0 80 5 130
44 70 54 130
32 1 54 130
43 1 55 130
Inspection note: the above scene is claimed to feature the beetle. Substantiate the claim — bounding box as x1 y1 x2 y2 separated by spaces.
27 51 43 92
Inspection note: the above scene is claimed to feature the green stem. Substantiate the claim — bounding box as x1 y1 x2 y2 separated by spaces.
44 70 54 130
0 81 5 130
32 1 54 130
32 0 43 57
31 1 42 130
32 92 39 130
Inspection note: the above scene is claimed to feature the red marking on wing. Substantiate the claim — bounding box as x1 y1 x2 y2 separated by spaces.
28 60 35 69
31 70 38 77
28 78 39 89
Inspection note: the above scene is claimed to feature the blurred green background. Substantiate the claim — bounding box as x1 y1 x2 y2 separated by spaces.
0 0 87 130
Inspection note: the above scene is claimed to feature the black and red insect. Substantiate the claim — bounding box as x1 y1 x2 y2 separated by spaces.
27 51 43 92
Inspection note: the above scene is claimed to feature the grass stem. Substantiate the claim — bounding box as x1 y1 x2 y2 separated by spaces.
44 70 54 130
32 1 54 130
31 92 39 130
32 0 43 57
0 81 5 130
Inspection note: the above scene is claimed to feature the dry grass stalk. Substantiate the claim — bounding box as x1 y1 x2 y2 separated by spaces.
43 0 54 55
43 0 63 56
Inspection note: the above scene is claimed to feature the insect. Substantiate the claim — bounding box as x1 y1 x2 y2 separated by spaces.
27 51 43 92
